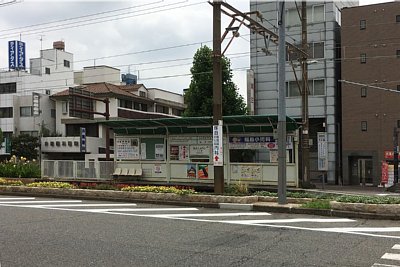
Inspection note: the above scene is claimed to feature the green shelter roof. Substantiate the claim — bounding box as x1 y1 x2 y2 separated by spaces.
101 115 299 135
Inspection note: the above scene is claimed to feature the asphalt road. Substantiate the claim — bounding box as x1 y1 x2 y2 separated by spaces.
0 195 399 267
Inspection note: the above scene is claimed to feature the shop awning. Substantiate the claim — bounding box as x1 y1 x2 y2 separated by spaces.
101 115 299 135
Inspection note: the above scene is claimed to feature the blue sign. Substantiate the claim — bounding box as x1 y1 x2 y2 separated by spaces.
80 127 86 153
8 40 26 70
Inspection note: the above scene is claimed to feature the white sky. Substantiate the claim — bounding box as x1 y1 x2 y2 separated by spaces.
0 0 394 99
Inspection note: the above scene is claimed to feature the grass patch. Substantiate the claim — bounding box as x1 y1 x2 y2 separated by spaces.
301 200 331 209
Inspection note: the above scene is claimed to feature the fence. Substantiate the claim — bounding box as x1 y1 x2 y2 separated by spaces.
42 160 115 181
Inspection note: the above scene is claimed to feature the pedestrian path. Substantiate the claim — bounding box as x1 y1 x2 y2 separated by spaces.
372 244 400 267
1 196 400 240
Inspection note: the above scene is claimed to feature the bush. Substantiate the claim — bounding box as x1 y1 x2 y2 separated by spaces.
0 178 24 186
224 182 249 195
0 156 40 178
121 185 196 195
26 182 76 189
336 195 400 204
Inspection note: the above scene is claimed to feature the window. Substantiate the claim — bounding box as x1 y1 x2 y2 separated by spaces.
313 5 325 22
51 109 56 118
20 131 38 137
0 107 13 118
156 105 169 114
134 102 140 110
287 42 324 61
396 15 400 23
361 121 367 131
20 106 32 117
397 120 400 128
139 91 146 97
360 19 366 30
118 99 133 109
64 60 70 68
62 101 68 114
286 79 325 97
360 53 367 64
172 108 182 116
286 4 325 27
0 82 17 94
397 50 400 58
397 85 400 91
45 67 50 74
361 87 367 97
45 89 51 95
141 104 148 112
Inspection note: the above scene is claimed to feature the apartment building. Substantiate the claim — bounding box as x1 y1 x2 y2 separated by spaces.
341 2 400 185
249 1 357 184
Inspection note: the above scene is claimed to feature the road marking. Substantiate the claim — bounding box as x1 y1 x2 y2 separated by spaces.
222 218 355 224
23 203 138 208
75 207 199 212
313 227 400 233
393 244 400 250
372 263 400 267
382 253 400 261
0 197 35 200
0 200 82 204
147 212 271 218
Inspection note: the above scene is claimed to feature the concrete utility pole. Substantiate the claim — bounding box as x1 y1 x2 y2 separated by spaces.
213 0 224 194
277 1 287 205
301 1 310 186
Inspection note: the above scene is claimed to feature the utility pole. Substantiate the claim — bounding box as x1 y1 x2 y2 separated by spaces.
277 1 287 204
213 0 224 194
301 1 310 186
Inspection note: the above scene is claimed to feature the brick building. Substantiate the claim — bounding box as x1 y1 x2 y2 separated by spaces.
341 2 400 185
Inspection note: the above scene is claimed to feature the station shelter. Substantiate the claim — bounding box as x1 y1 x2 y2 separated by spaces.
103 115 300 187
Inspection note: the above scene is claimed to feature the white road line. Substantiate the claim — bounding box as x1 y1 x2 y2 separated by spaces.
0 197 35 200
0 200 82 204
372 263 400 267
23 203 138 208
382 253 400 261
74 207 199 212
221 218 355 224
147 212 271 218
393 244 400 250
313 227 400 233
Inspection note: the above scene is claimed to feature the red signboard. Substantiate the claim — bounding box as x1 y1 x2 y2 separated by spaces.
381 162 389 184
384 151 400 160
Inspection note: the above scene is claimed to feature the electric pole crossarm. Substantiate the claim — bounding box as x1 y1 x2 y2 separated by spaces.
214 1 307 57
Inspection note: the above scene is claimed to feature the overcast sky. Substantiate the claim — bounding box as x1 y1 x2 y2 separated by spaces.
0 0 393 98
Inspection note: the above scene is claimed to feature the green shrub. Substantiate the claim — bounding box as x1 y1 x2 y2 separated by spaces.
94 184 117 190
121 185 196 195
0 178 24 186
0 157 40 178
26 182 76 189
225 182 249 195
301 200 331 209
253 191 278 197
336 195 400 204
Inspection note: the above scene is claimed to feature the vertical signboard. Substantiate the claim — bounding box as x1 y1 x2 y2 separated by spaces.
8 40 26 70
32 93 40 117
213 120 223 166
247 69 255 115
317 132 328 171
80 127 86 153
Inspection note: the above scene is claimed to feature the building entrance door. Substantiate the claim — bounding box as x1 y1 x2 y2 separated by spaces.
358 158 373 186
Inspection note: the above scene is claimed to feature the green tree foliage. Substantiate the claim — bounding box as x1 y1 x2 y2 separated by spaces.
184 46 247 117
11 134 40 160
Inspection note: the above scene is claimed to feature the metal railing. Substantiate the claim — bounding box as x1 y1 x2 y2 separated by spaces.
42 160 115 181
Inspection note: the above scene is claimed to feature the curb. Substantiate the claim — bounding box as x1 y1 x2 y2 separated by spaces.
0 186 399 220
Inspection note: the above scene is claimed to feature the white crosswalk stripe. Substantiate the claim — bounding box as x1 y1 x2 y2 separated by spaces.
371 244 400 267
0 200 82 204
221 218 355 224
0 197 35 200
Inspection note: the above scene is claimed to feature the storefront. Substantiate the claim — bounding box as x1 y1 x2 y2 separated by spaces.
103 115 300 187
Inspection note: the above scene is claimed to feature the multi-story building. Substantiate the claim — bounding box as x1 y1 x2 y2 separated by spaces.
249 1 357 184
341 2 400 186
0 41 75 156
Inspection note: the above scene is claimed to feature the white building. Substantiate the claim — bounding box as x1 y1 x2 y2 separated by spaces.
0 41 74 156
249 1 358 183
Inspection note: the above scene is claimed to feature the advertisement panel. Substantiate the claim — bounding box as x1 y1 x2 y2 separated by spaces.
8 40 26 70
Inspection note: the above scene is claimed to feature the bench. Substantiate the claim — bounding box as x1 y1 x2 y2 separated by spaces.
113 167 143 181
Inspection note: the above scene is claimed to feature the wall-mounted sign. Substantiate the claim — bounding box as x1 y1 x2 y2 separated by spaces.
317 132 328 171
80 127 86 153
116 137 139 160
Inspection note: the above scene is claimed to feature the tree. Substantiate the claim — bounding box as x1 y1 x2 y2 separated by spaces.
184 46 247 117
11 134 40 160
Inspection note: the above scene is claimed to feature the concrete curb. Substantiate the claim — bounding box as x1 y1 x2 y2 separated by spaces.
0 186 399 220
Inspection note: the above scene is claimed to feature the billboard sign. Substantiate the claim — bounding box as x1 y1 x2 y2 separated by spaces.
8 40 26 70
80 127 86 153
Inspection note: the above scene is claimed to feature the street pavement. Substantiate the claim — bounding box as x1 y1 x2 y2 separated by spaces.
0 195 400 266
